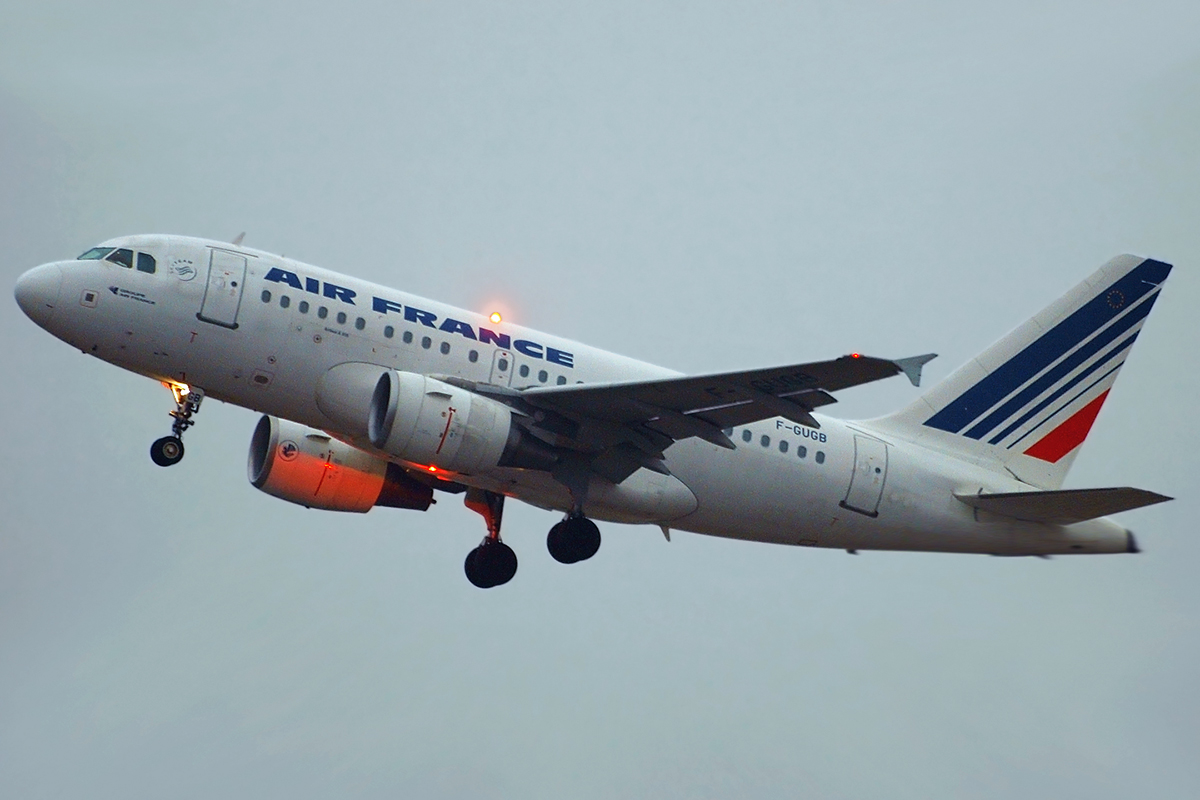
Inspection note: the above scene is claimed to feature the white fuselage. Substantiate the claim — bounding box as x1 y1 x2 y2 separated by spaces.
17 234 1133 556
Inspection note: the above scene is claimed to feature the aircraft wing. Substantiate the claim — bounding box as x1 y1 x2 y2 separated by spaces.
520 352 935 435
475 353 934 482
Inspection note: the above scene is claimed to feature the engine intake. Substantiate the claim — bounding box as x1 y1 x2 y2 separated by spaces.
368 371 557 474
248 415 432 512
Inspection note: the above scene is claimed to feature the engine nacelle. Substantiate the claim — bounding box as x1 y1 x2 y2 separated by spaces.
368 371 556 474
248 415 433 512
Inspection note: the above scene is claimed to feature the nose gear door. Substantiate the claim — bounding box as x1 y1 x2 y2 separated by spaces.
197 249 247 328
840 435 888 517
489 349 514 386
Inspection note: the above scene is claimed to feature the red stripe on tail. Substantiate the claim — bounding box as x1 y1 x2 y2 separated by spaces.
1023 390 1110 463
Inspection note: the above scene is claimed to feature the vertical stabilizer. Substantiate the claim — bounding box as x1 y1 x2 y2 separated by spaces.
874 255 1172 489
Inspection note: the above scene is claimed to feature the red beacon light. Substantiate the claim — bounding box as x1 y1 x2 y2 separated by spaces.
489 312 502 324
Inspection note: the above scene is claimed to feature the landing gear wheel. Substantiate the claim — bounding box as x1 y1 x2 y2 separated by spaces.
150 384 203 467
547 516 601 564
150 436 185 467
464 539 518 588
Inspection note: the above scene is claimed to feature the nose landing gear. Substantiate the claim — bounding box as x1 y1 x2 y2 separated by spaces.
150 383 203 467
464 489 518 588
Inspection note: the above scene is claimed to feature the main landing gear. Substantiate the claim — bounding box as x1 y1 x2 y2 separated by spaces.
150 383 203 467
464 489 518 588
547 515 601 564
461 489 603 588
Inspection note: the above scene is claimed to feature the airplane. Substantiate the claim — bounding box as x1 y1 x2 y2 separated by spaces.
14 236 1174 587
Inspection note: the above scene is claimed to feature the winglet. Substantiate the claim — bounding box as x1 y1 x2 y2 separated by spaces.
891 353 937 387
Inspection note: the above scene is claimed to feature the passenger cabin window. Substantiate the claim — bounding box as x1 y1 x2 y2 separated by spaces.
779 440 789 453
355 317 366 331
538 370 548 383
403 331 413 344
318 306 328 319
556 376 566 385
440 342 450 354
741 429 752 443
519 364 530 378
105 248 134 268
136 252 156 273
761 435 770 447
299 301 310 314
79 247 112 260
384 325 395 339
261 290 272 303
280 295 290 308
797 445 807 459
815 451 826 464
336 311 347 325
468 350 478 363
421 336 432 349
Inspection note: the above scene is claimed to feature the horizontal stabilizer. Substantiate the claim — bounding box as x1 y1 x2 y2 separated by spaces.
955 487 1172 524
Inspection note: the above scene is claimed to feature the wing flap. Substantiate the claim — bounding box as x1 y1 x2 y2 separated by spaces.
954 487 1172 524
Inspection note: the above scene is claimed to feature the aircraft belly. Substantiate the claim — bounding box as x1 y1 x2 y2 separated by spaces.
663 437 846 546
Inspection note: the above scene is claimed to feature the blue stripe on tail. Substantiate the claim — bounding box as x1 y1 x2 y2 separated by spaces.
987 331 1139 445
963 296 1156 441
924 259 1171 434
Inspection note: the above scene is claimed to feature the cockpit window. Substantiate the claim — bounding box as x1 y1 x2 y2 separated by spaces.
79 247 113 260
105 248 134 268
136 252 156 273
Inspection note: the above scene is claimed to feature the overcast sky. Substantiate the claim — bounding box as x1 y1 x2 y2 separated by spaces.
2 2 1199 798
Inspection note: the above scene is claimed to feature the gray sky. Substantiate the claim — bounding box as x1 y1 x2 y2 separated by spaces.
2 2 1198 797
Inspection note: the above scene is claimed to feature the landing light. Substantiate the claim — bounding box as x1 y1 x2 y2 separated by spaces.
489 312 502 324
163 381 191 401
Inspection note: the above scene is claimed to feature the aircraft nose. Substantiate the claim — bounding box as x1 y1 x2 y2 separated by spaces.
14 262 64 328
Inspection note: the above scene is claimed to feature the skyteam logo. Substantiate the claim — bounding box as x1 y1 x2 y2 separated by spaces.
924 258 1171 463
264 267 574 367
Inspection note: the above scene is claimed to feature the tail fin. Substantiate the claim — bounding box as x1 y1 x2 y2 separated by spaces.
876 254 1172 489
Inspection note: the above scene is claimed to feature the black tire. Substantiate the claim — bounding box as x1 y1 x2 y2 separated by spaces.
486 541 518 586
564 517 601 562
546 520 578 564
465 540 518 588
150 436 185 467
464 546 489 588
547 517 601 563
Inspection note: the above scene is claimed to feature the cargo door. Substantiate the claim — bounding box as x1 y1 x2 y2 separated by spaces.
841 435 888 517
197 249 247 328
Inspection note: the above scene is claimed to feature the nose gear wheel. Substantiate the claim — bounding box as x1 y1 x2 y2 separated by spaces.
150 436 185 466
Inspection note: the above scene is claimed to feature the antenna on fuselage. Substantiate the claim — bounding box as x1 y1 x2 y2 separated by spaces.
231 232 246 246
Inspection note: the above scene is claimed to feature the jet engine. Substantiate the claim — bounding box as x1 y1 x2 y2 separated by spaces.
248 415 433 512
368 371 556 474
